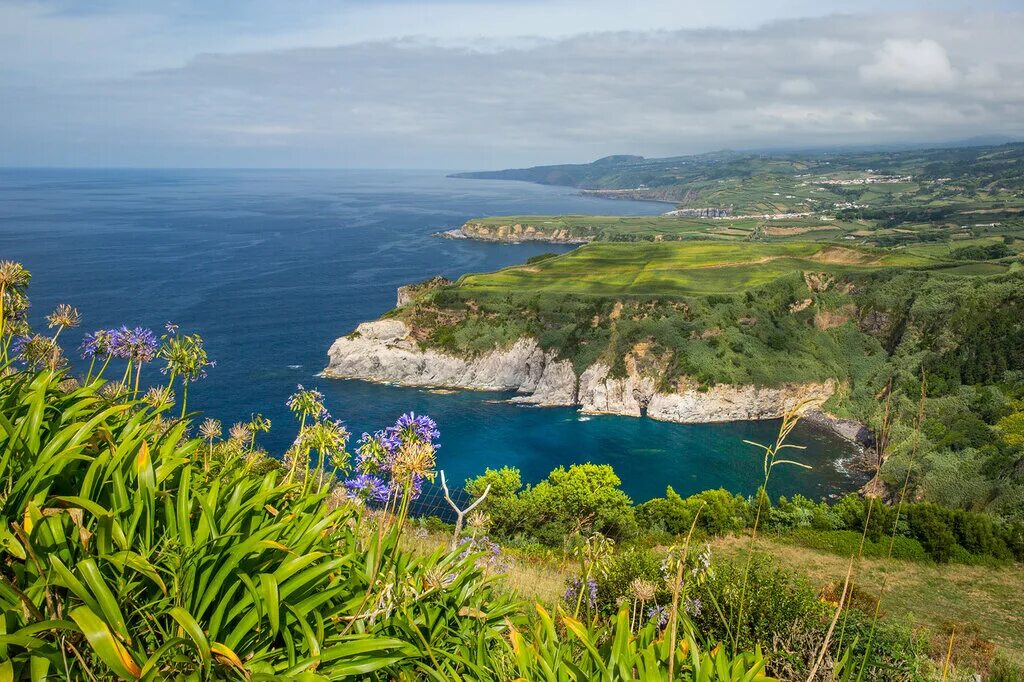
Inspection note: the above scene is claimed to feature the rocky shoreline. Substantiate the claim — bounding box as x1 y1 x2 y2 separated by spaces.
439 221 592 243
323 319 870 445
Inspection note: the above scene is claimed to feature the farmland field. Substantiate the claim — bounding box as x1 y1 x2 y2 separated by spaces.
457 241 940 296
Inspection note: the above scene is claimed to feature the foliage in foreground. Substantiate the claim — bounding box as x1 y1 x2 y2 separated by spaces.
0 368 525 679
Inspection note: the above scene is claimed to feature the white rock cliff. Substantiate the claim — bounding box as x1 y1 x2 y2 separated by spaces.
324 320 837 424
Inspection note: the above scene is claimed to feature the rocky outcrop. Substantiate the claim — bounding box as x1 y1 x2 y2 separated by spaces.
396 276 452 307
802 409 875 447
455 221 591 244
648 382 835 423
325 320 549 391
324 322 839 423
577 363 656 417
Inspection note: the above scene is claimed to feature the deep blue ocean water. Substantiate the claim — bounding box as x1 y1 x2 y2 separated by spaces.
0 168 860 502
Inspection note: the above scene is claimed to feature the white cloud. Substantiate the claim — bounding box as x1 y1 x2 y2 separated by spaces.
859 38 957 92
779 78 817 96
1 11 1022 166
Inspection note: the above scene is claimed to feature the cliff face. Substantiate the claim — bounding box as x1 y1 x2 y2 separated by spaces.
457 221 592 244
324 320 839 424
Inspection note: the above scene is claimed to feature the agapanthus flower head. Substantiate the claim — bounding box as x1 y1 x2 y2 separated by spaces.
199 418 222 441
356 429 401 473
392 440 436 483
248 413 272 433
0 261 30 289
647 605 669 628
630 578 657 602
165 322 179 335
457 535 501 561
80 329 116 359
13 334 64 370
395 412 440 444
564 576 598 610
160 330 213 383
143 385 175 409
111 326 159 363
300 419 350 470
229 422 252 443
343 473 388 502
286 384 328 420
46 303 80 330
1 294 29 338
685 597 703 617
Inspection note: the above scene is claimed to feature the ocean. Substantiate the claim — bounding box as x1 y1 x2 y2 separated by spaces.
0 167 860 502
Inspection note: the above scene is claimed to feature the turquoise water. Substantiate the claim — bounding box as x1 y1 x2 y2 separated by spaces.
0 168 861 501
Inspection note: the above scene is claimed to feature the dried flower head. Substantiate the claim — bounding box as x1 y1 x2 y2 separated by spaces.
199 418 222 441
467 510 490 532
229 422 252 443
57 377 80 393
46 303 80 330
100 381 127 400
392 440 436 482
143 385 175 410
630 578 656 603
0 261 31 289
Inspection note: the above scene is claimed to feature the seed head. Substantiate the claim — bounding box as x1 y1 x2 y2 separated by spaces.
46 303 80 330
229 422 252 443
199 418 222 441
630 578 656 602
0 261 30 289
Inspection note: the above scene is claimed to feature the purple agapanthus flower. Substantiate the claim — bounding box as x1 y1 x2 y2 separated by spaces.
10 336 30 357
685 597 703 617
564 576 598 610
458 535 501 561
647 605 669 628
343 473 387 501
80 329 116 359
110 326 159 363
356 429 401 472
395 412 440 443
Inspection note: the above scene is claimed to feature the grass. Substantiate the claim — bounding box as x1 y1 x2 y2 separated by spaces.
708 533 1024 664
457 241 939 297
464 214 869 242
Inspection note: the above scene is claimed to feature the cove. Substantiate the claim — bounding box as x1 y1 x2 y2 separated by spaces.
0 167 862 502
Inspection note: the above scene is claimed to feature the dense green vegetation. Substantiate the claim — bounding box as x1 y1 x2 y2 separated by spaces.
465 465 1024 566
397 228 1024 525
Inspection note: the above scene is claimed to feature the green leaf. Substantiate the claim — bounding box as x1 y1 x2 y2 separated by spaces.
69 606 142 680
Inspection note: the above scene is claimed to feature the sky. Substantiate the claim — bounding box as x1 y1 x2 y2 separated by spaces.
1 0 1022 168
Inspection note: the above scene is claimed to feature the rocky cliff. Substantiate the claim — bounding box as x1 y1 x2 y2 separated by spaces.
454 221 592 243
324 320 839 424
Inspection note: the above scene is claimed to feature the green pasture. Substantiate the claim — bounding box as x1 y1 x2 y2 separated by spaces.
457 241 939 297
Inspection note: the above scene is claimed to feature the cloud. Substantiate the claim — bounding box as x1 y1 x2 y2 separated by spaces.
1 10 1021 166
778 78 817 96
859 38 957 92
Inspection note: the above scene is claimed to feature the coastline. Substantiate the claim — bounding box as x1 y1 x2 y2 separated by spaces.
322 319 872 442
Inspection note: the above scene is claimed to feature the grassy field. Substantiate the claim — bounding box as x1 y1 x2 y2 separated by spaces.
404 527 1024 666
710 534 1024 665
457 241 940 296
464 214 869 241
